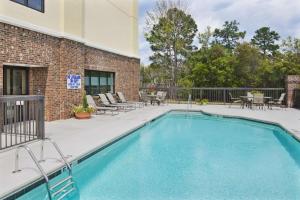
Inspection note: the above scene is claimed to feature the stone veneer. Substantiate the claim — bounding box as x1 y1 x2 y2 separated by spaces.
286 75 300 107
0 22 140 121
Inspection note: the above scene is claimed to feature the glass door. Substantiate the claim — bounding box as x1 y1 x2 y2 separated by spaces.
3 66 29 95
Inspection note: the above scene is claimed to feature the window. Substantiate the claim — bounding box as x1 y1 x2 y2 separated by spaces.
3 66 29 95
11 0 44 12
84 70 115 95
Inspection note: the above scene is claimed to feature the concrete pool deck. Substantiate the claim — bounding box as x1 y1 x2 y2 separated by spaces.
1 104 300 199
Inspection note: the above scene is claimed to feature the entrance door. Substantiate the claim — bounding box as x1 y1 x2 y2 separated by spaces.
3 66 29 95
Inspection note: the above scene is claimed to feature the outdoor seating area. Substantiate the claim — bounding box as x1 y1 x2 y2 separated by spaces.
230 92 286 110
139 90 167 106
86 91 168 116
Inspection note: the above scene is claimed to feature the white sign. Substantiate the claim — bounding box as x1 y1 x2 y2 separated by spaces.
67 74 81 90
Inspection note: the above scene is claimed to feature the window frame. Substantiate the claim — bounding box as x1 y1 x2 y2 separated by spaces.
3 66 29 95
11 0 45 13
84 70 115 95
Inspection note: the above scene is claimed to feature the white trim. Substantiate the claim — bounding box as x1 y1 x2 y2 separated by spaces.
0 15 140 59
0 14 62 38
84 41 139 59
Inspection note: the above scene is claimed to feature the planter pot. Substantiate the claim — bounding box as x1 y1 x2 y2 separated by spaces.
75 112 91 120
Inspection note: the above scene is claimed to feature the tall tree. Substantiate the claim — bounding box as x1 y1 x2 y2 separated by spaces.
282 36 300 55
213 20 246 50
233 43 262 86
145 6 197 86
198 26 214 50
251 27 280 56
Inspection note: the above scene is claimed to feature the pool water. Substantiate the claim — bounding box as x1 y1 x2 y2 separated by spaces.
18 111 300 200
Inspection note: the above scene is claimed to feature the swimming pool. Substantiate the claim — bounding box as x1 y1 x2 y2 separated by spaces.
15 111 300 200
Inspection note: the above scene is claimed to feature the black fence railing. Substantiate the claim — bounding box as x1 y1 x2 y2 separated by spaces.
294 89 300 108
140 87 286 104
0 95 45 150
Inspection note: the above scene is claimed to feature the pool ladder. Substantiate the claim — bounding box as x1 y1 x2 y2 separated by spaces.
13 138 76 200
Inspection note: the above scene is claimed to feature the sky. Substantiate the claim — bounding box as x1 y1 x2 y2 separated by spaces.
139 0 300 65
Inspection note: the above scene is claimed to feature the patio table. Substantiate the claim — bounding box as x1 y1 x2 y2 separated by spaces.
147 94 158 105
240 96 272 109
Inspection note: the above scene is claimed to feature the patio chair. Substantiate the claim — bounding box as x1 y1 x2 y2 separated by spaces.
246 92 254 109
156 91 167 105
116 92 144 108
98 94 132 112
229 93 242 108
105 93 135 110
86 95 118 115
139 91 149 106
268 93 286 109
253 93 264 110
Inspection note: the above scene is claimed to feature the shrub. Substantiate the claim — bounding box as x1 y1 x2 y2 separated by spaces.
72 92 95 114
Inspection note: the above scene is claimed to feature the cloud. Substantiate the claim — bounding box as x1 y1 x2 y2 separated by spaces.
139 0 300 64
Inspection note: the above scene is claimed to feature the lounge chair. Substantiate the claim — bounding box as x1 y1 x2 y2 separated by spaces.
98 93 133 112
86 95 118 115
116 92 144 108
268 93 286 109
105 93 136 109
229 92 241 108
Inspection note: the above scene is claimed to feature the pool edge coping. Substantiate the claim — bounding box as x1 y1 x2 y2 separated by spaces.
0 111 170 200
1 108 299 199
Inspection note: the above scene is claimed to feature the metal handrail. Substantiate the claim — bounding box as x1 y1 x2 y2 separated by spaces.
40 138 72 173
186 94 192 112
13 145 52 199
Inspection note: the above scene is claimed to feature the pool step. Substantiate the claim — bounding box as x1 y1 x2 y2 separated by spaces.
12 140 77 200
50 175 76 200
50 176 73 191
56 188 76 200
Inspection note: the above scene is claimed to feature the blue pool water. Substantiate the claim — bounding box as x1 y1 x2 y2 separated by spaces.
17 111 300 200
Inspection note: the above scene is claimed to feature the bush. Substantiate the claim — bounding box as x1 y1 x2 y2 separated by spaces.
196 99 209 105
72 92 95 114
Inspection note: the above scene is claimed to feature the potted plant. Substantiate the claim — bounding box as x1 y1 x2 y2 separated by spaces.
72 93 95 119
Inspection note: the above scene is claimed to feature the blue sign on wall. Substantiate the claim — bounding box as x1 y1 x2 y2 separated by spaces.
67 74 81 90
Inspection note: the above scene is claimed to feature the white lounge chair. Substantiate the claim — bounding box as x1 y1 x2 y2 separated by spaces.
86 95 118 115
116 92 144 108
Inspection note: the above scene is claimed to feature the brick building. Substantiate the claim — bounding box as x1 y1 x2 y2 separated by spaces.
0 0 140 121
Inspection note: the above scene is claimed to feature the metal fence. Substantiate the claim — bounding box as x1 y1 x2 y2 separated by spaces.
0 95 45 150
140 87 286 104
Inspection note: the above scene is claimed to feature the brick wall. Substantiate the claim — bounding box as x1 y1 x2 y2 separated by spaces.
0 22 140 121
85 46 140 101
286 75 300 107
59 39 85 119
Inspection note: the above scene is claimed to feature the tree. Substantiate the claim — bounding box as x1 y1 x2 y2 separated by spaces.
198 26 214 50
233 43 262 86
282 36 300 55
140 64 169 86
282 36 300 64
251 27 280 56
187 45 236 87
213 20 246 50
145 5 198 86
